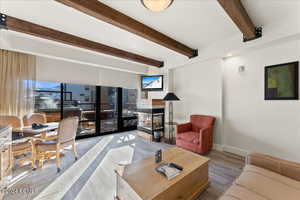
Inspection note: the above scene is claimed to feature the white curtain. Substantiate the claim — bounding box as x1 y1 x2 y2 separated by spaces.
0 49 36 117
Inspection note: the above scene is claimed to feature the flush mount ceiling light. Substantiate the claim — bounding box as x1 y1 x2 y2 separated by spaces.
141 0 174 12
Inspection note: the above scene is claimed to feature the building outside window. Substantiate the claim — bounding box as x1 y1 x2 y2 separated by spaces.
122 88 138 129
33 81 137 137
100 87 118 133
34 81 61 122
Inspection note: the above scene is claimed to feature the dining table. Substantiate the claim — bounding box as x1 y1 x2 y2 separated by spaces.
12 122 60 168
13 122 59 139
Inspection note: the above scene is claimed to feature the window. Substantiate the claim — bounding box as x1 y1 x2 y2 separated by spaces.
122 89 137 117
100 87 118 133
122 88 138 129
63 83 96 137
34 81 61 122
33 81 138 138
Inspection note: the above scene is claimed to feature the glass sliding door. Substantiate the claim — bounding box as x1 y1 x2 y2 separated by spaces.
100 87 118 133
34 81 62 122
63 83 97 137
34 81 137 138
122 88 138 130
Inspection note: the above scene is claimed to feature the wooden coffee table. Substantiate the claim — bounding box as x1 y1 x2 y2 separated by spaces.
115 147 210 200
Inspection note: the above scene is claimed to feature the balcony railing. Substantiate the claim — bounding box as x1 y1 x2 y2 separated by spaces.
34 89 137 136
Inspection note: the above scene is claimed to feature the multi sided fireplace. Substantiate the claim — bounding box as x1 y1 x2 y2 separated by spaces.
137 106 165 141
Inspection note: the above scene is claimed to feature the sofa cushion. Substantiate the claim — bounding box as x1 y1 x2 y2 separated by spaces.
220 184 268 200
177 131 199 144
234 165 300 200
248 153 300 182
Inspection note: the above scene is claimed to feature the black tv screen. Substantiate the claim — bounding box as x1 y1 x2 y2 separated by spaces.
141 75 163 91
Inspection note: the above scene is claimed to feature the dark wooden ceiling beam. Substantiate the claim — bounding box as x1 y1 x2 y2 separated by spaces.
0 13 163 67
217 0 262 42
55 0 198 58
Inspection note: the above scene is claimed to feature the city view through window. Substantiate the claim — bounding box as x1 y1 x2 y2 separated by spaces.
122 89 138 129
34 81 138 137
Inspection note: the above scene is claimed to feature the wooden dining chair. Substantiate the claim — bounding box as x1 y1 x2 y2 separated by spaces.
23 113 47 126
0 116 35 168
34 117 79 172
23 113 57 140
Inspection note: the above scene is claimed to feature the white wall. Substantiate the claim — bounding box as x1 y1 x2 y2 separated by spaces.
223 39 300 161
37 57 99 85
172 38 300 162
98 67 139 89
36 56 139 88
173 59 223 145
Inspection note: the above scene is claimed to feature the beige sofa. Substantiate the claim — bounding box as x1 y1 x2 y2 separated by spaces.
220 153 300 200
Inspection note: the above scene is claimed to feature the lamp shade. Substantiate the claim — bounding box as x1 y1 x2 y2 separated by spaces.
141 0 173 12
163 92 180 101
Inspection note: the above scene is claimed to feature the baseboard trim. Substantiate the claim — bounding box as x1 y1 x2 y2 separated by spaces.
213 143 223 151
223 145 249 157
213 143 249 157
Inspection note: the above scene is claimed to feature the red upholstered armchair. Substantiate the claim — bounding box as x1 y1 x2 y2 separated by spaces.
176 115 215 155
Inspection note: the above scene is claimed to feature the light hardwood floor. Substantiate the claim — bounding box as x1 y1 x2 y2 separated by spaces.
4 131 244 200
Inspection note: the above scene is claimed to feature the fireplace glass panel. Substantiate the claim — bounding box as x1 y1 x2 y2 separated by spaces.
137 107 164 134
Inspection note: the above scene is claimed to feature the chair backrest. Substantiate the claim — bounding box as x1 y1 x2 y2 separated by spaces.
190 115 215 132
23 113 47 126
57 117 79 143
0 116 22 129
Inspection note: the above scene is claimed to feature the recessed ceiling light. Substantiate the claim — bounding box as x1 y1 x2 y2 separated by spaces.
141 0 174 12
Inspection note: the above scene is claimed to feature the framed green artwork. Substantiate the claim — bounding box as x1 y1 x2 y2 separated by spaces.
265 61 298 100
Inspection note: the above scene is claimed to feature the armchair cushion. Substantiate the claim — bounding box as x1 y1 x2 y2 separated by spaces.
191 115 215 129
177 131 199 144
191 125 201 133
177 122 192 134
176 115 215 155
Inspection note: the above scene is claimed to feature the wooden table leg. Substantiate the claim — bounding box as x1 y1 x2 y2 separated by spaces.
38 159 44 168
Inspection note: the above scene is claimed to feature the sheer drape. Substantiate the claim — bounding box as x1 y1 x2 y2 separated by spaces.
0 49 36 117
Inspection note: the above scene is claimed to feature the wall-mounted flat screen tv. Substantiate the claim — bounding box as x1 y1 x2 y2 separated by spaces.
141 75 163 91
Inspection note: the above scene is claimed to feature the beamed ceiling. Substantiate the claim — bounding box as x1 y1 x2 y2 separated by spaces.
0 0 300 72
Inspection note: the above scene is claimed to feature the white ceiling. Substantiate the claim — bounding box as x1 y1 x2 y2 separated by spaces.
0 0 300 72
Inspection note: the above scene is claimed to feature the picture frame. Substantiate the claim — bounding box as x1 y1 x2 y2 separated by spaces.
265 61 299 100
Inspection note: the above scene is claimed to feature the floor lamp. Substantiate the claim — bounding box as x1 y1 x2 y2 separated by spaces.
163 92 180 144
